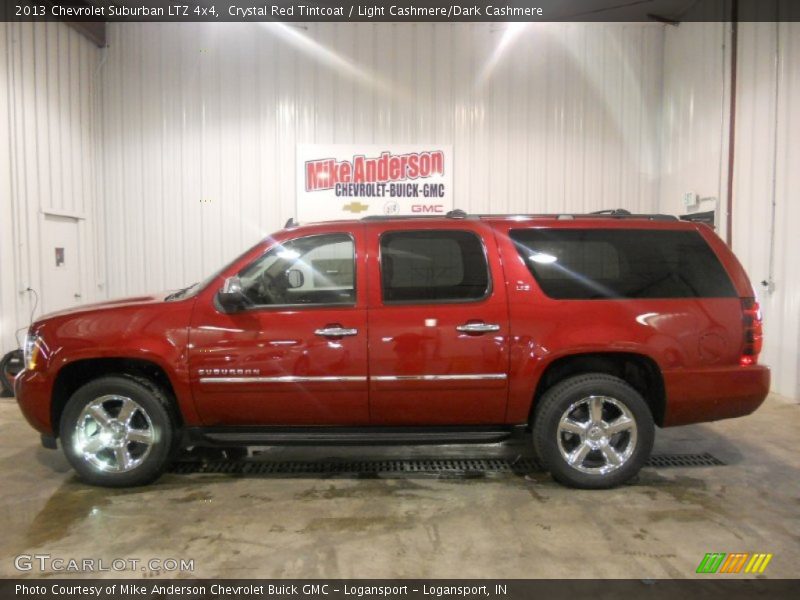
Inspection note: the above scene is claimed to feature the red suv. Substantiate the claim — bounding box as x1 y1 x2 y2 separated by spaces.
15 211 769 488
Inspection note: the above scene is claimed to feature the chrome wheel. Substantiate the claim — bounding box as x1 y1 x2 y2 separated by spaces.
73 395 154 473
557 395 638 475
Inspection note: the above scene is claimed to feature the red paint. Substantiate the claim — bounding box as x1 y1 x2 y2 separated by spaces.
364 219 510 424
15 216 770 436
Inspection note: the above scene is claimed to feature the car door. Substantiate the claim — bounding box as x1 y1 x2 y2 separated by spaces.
188 228 369 426
366 221 510 425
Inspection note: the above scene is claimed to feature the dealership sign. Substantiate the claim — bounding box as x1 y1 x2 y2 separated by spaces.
296 144 453 222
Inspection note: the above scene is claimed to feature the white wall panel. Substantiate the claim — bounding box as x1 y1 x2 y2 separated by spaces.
659 18 731 237
658 1 800 400
732 17 800 400
0 22 100 356
96 22 664 299
4 18 798 399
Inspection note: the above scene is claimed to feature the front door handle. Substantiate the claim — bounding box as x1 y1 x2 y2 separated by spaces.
315 326 358 338
456 322 501 334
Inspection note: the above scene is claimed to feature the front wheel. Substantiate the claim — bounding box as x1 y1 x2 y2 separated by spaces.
60 375 177 487
533 373 654 489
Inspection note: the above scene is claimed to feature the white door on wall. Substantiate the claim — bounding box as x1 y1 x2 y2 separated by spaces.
42 215 83 315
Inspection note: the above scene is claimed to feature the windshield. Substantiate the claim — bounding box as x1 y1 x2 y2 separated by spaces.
164 243 265 301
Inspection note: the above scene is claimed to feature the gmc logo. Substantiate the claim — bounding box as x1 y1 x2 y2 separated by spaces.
411 204 444 213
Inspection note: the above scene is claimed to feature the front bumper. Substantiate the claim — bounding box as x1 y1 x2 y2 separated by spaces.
662 364 770 427
14 369 54 435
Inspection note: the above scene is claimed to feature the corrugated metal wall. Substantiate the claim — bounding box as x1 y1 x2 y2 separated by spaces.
732 18 800 400
3 19 797 400
659 15 731 238
96 22 664 299
658 3 799 400
0 22 100 356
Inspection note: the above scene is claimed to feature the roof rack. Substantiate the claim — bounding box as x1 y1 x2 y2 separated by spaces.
479 210 678 221
362 209 678 222
590 208 632 216
362 208 473 221
361 214 443 221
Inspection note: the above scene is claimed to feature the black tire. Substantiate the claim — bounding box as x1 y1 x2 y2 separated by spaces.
59 375 177 487
0 349 23 398
532 373 654 489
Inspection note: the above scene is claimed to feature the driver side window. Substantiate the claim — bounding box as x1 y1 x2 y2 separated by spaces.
238 233 355 307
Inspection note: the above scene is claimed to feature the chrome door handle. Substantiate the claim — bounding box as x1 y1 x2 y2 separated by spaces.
456 322 501 333
314 327 358 338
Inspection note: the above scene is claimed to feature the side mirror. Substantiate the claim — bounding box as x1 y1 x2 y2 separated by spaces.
217 276 248 313
286 269 305 289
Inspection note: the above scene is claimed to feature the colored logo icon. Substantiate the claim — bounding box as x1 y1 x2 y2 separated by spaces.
696 552 773 574
342 201 369 213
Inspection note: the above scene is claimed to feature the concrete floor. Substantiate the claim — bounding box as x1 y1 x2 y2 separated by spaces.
0 395 798 579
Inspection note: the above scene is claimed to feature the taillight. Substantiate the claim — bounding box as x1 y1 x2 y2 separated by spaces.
740 297 763 366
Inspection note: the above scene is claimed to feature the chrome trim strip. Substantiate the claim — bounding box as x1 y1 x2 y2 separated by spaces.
199 376 367 384
199 374 508 384
371 374 507 382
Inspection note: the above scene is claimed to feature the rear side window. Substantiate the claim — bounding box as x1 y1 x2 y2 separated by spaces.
509 228 736 299
380 230 490 303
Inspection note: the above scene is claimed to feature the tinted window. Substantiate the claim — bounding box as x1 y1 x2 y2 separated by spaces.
381 230 490 303
239 233 355 307
509 229 736 299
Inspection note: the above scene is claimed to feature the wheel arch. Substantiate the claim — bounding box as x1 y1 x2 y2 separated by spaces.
51 357 183 437
529 352 666 427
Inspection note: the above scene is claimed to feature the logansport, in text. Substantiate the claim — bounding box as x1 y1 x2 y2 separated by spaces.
17 583 505 597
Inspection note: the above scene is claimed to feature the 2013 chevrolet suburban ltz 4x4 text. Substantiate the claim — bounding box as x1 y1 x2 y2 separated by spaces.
15 211 770 488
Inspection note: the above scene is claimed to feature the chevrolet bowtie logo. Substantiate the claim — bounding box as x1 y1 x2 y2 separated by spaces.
343 201 369 213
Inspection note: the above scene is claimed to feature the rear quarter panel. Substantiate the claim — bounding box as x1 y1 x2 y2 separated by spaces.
489 219 751 424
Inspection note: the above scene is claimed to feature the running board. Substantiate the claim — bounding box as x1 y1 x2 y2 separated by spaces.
185 425 525 447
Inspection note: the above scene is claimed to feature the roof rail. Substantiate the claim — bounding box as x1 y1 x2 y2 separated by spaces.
362 210 678 222
476 212 678 221
362 208 471 222
361 214 444 221
590 208 632 216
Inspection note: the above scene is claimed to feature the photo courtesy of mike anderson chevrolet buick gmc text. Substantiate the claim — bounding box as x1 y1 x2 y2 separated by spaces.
15 210 769 489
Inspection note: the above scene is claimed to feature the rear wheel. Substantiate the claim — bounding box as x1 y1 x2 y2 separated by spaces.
60 375 177 487
533 373 654 489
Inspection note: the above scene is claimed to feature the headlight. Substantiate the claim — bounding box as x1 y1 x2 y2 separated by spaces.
23 332 42 371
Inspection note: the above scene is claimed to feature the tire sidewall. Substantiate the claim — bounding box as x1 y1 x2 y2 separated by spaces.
60 376 174 487
534 374 655 489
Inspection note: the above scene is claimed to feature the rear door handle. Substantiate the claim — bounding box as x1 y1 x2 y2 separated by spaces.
456 322 501 333
315 326 358 338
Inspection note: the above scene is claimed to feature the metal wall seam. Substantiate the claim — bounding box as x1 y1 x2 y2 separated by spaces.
96 22 665 301
0 22 100 354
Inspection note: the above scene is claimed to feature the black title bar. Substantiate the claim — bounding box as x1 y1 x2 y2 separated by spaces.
2 579 800 600
4 0 800 23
